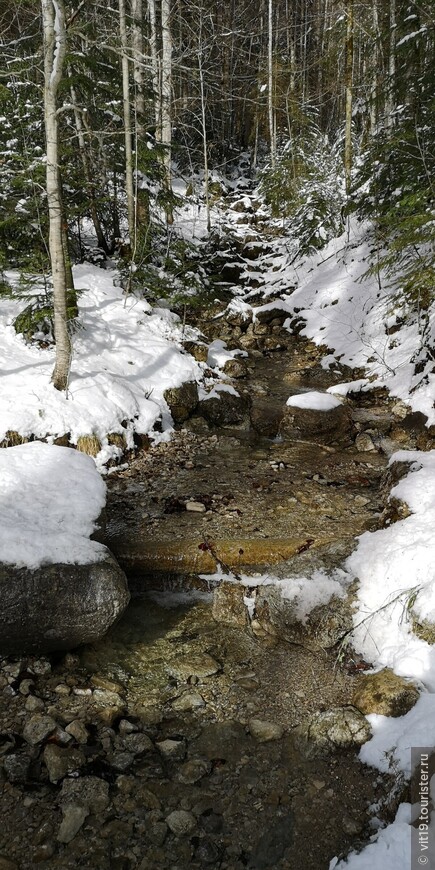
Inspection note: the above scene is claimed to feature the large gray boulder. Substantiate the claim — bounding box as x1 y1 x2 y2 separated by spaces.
0 550 130 654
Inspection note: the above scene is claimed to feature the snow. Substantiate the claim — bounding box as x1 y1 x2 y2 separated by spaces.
0 264 202 469
0 442 107 570
286 391 343 411
207 338 247 369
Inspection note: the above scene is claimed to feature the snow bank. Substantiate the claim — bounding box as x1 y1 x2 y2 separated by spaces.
0 442 107 570
0 265 202 468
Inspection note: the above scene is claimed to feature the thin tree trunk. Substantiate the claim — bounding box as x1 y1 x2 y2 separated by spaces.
268 0 276 167
344 0 354 196
147 0 160 130
119 0 135 246
161 0 173 220
41 0 72 392
198 16 210 233
386 0 396 126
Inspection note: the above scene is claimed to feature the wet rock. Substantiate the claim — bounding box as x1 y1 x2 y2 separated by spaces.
248 813 294 869
175 758 212 784
352 668 420 717
59 775 110 813
212 582 249 627
166 810 196 836
3 753 31 784
57 805 89 844
172 692 205 712
280 398 352 445
293 706 372 757
198 387 249 426
43 745 86 783
167 653 220 681
23 714 57 745
0 552 130 655
355 432 377 452
164 382 199 423
248 719 284 743
191 721 246 763
254 584 353 650
250 400 283 437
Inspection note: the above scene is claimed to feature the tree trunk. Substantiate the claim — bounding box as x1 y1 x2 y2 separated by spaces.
344 0 354 196
268 0 276 167
119 0 136 245
161 0 173 221
41 0 72 392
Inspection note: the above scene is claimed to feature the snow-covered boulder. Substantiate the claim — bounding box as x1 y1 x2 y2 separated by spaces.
198 384 250 427
280 391 352 444
0 443 129 654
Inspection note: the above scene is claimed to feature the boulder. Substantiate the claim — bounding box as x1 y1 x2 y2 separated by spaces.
198 386 249 426
0 550 130 655
280 396 352 445
352 668 420 717
293 707 372 758
164 381 199 423
222 358 248 379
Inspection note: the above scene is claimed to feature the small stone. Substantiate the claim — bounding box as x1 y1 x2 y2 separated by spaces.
90 675 125 694
167 654 220 681
3 754 31 784
60 776 110 813
23 714 57 745
172 692 205 712
31 659 52 676
25 695 45 712
110 751 135 772
355 432 377 452
118 719 137 735
54 683 71 696
65 720 89 744
43 745 85 783
148 822 168 846
248 719 284 743
156 739 186 762
354 495 371 507
194 839 222 865
18 679 34 696
175 758 212 784
57 805 89 844
32 843 55 862
166 810 196 837
121 733 153 755
185 501 206 512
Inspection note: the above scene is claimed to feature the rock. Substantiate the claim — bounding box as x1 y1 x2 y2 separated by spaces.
280 400 352 445
222 358 248 379
194 839 222 864
43 745 86 783
248 719 284 743
254 584 353 650
167 653 220 681
175 758 212 784
355 432 377 452
25 696 45 713
164 382 199 423
166 810 196 836
293 706 372 757
65 720 89 744
172 692 205 712
0 552 129 655
3 753 31 784
185 500 206 512
155 739 186 762
212 582 249 627
183 341 209 363
57 805 89 844
120 733 153 755
198 387 249 426
352 668 420 717
250 400 283 437
148 822 168 846
59 776 110 813
254 305 289 325
23 714 57 745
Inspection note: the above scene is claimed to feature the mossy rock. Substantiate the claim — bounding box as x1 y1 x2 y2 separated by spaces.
352 668 419 717
76 435 102 457
0 430 29 448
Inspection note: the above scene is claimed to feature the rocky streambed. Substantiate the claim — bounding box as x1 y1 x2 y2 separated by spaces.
0 308 428 869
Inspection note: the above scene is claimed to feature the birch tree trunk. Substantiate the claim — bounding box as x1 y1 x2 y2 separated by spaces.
41 0 72 392
268 0 276 168
119 0 135 245
147 0 160 130
386 0 396 126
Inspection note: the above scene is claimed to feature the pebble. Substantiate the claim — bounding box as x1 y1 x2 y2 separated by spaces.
24 695 45 713
57 805 89 844
355 432 376 452
156 739 186 762
65 719 89 744
167 653 220 681
60 776 110 813
185 500 206 512
175 758 212 784
172 692 205 712
166 810 196 836
43 744 85 783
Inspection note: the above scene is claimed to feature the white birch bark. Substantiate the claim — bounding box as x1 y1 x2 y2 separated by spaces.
119 0 135 244
41 0 72 391
147 0 160 130
344 0 354 196
268 0 276 168
161 0 172 200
